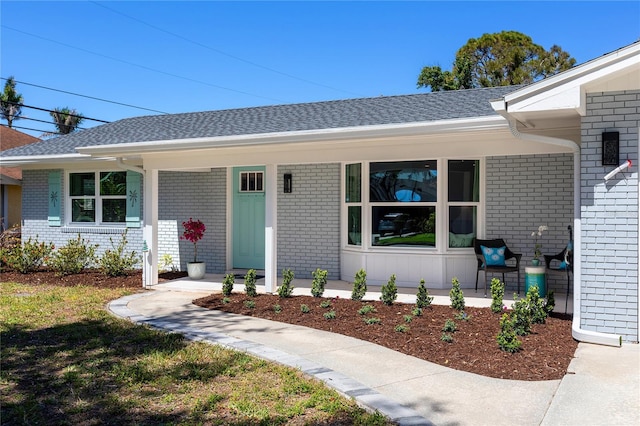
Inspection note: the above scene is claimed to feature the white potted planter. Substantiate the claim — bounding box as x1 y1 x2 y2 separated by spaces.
187 262 206 280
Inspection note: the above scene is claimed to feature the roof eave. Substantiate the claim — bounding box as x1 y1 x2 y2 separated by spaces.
77 116 508 157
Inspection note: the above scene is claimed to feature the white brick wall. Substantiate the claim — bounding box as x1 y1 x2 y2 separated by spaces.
486 154 574 294
580 90 639 342
277 164 341 280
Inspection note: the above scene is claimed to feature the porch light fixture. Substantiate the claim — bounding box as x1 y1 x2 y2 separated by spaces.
602 131 619 166
283 173 292 193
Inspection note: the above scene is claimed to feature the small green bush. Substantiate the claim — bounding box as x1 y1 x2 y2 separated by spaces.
416 278 433 309
403 315 413 323
222 297 231 304
277 268 295 298
323 310 336 320
358 304 375 315
311 268 327 297
490 278 505 313
222 273 235 296
411 307 423 317
273 304 282 313
545 290 556 314
496 313 522 353
158 253 175 272
449 277 465 311
364 317 381 325
48 234 98 276
244 300 256 309
320 300 332 309
98 231 139 277
455 311 471 321
244 269 257 297
351 269 367 301
380 274 398 305
300 304 310 314
3 236 54 273
440 333 454 343
395 324 409 333
442 319 457 332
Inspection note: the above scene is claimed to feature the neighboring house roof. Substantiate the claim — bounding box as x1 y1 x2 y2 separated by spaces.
0 86 518 159
0 126 41 181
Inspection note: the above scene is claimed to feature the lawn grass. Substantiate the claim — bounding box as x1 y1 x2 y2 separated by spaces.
0 282 392 425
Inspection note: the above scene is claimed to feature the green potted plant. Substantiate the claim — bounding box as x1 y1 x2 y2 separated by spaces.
181 218 206 279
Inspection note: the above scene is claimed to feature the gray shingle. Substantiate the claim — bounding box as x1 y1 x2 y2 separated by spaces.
1 86 517 158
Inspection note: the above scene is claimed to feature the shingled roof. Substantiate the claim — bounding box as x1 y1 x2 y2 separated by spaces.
1 86 518 158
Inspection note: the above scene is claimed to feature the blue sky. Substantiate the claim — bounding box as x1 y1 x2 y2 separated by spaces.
1 1 639 138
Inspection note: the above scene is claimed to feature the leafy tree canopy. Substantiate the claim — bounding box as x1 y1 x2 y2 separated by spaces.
0 76 23 128
417 31 576 91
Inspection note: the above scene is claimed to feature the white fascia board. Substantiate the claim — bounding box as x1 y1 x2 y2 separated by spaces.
77 116 507 157
502 43 640 113
0 154 111 168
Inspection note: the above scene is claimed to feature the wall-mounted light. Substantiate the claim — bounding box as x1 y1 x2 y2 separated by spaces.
602 131 620 166
283 173 292 193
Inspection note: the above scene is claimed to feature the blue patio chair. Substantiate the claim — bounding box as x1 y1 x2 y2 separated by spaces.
473 238 522 296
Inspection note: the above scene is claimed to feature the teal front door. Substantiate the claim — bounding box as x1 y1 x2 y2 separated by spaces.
232 166 266 269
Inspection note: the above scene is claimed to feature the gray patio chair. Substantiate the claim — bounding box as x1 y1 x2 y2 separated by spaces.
473 238 522 296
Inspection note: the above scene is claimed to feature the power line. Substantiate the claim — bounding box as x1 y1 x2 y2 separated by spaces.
12 115 88 131
0 77 169 115
3 25 288 104
89 1 364 98
2 124 60 135
4 102 109 124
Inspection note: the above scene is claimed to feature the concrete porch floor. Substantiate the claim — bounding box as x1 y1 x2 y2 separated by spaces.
151 273 574 314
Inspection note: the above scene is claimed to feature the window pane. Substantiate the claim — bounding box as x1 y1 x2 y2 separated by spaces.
448 160 479 202
72 199 95 222
370 161 437 202
70 173 95 196
100 172 126 196
249 173 256 191
345 163 361 203
241 173 248 191
103 199 126 223
347 206 361 246
372 206 436 246
256 172 263 191
449 206 477 248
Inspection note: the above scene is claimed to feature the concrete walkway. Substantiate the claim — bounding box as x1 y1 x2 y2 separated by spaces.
108 278 639 426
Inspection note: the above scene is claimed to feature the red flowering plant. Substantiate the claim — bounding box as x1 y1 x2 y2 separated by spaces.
181 218 206 263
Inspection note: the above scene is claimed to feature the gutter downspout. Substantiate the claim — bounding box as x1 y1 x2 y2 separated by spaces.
504 117 622 347
115 157 145 176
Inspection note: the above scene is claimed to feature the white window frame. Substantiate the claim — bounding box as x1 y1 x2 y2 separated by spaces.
238 171 265 192
66 170 127 226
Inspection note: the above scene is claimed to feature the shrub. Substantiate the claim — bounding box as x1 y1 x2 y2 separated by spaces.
441 333 453 343
320 300 332 309
158 254 176 272
244 269 257 297
222 297 231 304
277 268 295 298
364 317 381 325
98 230 139 277
449 277 465 311
300 304 310 314
395 324 409 333
48 234 98 276
510 299 532 336
380 274 398 305
222 273 235 296
3 236 54 273
455 311 471 321
496 313 522 353
526 286 549 325
490 278 505 313
351 269 367 301
442 319 457 332
416 278 433 309
545 290 556 315
411 307 423 317
244 300 256 309
511 285 549 335
403 315 413 323
273 304 282 313
311 268 327 297
358 305 375 315
323 310 336 320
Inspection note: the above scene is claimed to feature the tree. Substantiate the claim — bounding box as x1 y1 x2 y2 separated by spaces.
0 76 23 128
50 107 84 135
417 31 576 91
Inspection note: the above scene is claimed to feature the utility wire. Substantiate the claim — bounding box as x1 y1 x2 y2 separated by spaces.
2 124 60 135
3 25 288 104
4 101 109 123
0 77 169 115
90 1 364 98
12 115 88 130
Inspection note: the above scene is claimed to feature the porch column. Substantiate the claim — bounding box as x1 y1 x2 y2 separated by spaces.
142 168 158 288
264 164 277 293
